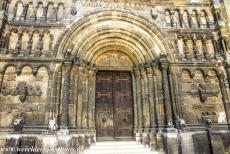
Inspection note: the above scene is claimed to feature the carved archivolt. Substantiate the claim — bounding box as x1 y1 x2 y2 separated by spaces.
95 52 133 70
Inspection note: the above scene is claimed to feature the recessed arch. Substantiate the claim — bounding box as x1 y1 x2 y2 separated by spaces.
56 10 174 67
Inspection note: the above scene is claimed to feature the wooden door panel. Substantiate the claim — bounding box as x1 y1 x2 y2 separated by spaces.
96 71 133 139
114 72 133 138
96 72 114 138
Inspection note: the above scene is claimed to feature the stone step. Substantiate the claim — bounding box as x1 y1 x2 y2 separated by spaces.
83 141 159 154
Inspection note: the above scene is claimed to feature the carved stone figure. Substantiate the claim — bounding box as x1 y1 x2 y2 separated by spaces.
175 116 186 131
13 113 25 133
198 84 208 103
48 119 58 134
17 85 28 103
65 48 72 58
71 5 77 16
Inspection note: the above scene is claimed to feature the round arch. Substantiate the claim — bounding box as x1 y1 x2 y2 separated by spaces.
56 9 174 68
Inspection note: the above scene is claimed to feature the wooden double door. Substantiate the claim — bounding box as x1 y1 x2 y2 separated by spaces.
95 71 134 140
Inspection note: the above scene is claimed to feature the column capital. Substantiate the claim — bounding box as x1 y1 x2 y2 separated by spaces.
160 62 169 71
133 67 141 76
78 66 85 73
145 66 153 75
168 66 178 75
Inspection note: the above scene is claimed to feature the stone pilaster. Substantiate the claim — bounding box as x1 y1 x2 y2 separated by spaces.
60 62 72 127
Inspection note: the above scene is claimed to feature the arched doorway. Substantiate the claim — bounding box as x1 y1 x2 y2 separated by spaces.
56 10 174 140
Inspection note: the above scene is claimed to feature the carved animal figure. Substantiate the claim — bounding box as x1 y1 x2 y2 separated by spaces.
48 119 58 134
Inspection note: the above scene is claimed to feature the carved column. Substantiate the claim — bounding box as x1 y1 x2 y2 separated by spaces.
152 66 159 128
169 66 182 119
77 66 85 127
146 65 157 148
60 62 72 127
160 63 173 127
88 70 96 128
73 64 79 127
46 70 55 124
55 65 62 118
218 73 230 123
82 68 89 128
146 65 155 127
132 72 138 133
134 68 143 129
140 68 150 128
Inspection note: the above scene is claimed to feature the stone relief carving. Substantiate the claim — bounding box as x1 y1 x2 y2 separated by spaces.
186 83 220 103
7 103 38 113
1 83 42 103
96 52 133 70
